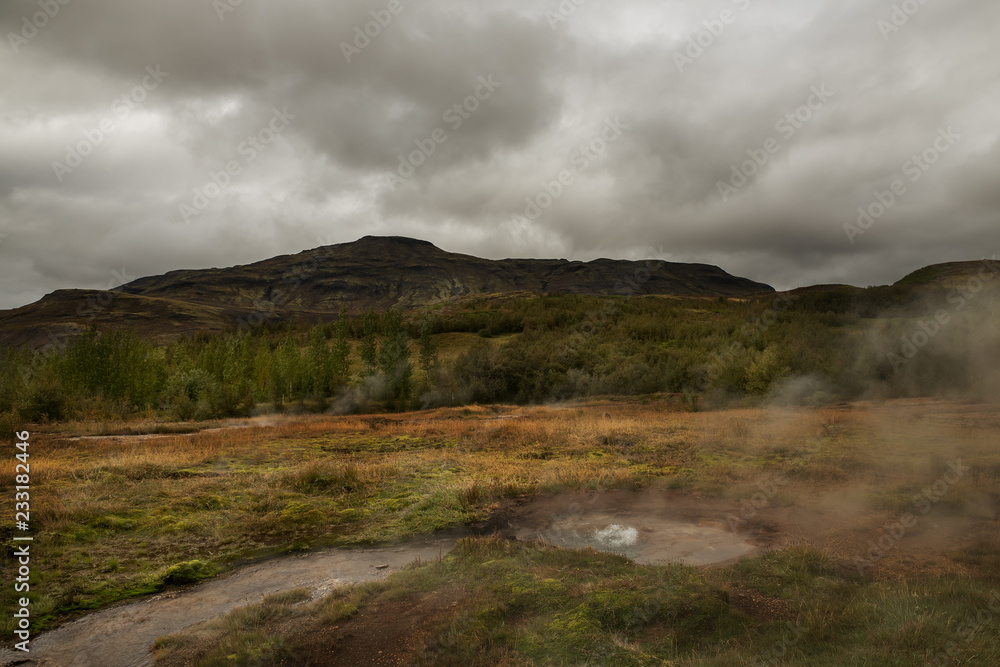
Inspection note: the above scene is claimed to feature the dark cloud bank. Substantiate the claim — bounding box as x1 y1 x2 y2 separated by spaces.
1 0 998 309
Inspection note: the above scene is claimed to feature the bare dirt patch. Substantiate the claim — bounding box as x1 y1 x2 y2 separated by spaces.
304 587 466 666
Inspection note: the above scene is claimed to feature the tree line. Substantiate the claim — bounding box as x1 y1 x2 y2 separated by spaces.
0 308 439 424
1 284 996 428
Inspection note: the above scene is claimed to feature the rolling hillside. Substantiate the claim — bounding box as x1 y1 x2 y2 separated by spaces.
0 236 775 348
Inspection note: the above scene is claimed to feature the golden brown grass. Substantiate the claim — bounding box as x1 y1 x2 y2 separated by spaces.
4 397 999 636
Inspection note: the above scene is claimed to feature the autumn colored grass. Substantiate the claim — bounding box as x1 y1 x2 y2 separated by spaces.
153 537 1000 665
2 397 999 651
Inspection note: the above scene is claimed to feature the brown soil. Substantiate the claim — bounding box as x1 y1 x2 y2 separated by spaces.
727 586 797 622
286 587 467 666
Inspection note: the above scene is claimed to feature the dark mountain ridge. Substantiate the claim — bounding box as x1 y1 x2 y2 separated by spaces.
10 237 990 350
0 236 774 348
113 235 776 312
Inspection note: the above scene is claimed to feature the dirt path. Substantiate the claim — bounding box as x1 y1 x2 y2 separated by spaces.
0 535 460 667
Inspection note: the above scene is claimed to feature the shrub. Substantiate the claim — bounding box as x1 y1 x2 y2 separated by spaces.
162 559 216 585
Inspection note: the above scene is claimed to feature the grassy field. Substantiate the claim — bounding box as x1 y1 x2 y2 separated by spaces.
152 539 1000 665
4 397 1000 664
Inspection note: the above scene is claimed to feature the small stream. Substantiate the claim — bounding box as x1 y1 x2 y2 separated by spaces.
2 491 758 666
0 534 459 667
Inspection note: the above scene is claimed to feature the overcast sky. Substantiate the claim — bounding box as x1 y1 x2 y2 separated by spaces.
1 0 998 309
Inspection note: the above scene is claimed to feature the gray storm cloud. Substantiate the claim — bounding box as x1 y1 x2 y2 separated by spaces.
0 0 998 309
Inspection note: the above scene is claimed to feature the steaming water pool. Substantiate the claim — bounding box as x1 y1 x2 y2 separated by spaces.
506 494 758 566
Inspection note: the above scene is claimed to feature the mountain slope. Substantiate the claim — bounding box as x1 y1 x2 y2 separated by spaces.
114 236 775 312
894 260 1000 288
0 236 775 348
0 290 267 349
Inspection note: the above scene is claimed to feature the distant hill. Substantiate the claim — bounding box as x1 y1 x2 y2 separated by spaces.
0 236 774 348
114 236 775 310
894 260 1000 288
0 290 268 349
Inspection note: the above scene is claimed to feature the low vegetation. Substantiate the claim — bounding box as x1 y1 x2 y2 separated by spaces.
2 280 998 429
2 399 998 656
2 276 998 664
153 536 1000 665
